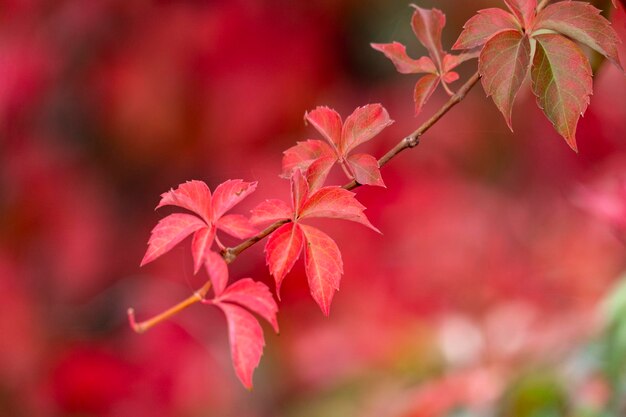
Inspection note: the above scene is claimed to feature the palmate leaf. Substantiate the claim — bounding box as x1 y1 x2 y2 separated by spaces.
455 0 622 151
282 105 392 189
479 30 531 130
372 6 478 115
531 33 593 152
252 170 378 314
534 1 623 70
142 179 258 272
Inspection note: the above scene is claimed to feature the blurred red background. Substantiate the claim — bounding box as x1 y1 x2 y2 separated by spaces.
1 0 626 416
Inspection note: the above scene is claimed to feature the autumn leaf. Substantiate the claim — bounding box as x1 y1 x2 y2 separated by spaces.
372 6 478 115
533 1 623 70
479 30 531 130
503 0 536 29
453 8 520 50
282 105 393 190
300 224 343 316
531 33 592 152
454 0 622 150
210 276 279 389
251 169 378 313
141 180 258 272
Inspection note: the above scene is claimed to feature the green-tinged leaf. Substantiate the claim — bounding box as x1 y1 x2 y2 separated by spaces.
370 42 437 74
531 33 593 151
453 8 521 50
533 1 623 70
413 73 440 115
479 30 531 130
504 0 537 29
410 5 447 68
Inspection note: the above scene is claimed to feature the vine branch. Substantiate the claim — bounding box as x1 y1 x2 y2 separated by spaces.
128 70 481 333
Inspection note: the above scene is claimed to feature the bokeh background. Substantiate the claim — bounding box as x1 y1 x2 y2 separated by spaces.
2 0 626 416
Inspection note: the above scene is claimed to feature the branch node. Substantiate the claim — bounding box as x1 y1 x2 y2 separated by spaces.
222 248 237 264
405 135 420 148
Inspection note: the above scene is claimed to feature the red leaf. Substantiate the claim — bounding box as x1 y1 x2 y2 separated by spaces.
157 180 212 223
347 153 386 187
282 139 335 178
299 187 380 233
479 30 531 130
453 8 521 50
141 213 206 266
413 73 441 115
531 33 592 151
211 180 257 220
370 42 437 74
218 278 279 333
304 107 342 152
443 51 481 73
341 104 393 155
290 169 309 217
215 302 264 390
216 214 258 240
300 225 343 316
443 71 460 83
410 5 446 68
306 155 337 192
191 226 216 274
265 222 304 295
534 1 623 69
503 0 536 28
250 199 293 226
204 250 228 296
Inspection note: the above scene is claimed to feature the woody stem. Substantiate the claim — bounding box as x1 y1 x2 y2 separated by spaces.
129 70 481 333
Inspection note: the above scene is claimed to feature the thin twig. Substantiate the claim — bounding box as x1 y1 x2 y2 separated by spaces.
129 71 482 333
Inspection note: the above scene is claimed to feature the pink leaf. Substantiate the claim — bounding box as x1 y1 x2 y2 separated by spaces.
347 153 386 187
413 73 441 115
216 214 258 240
370 42 437 74
341 104 393 155
282 139 335 177
290 169 309 218
503 0 536 28
443 51 480 73
265 222 304 295
141 213 206 266
218 279 279 333
299 187 380 233
211 180 257 221
410 5 447 68
531 33 592 152
304 106 342 152
191 226 216 274
204 250 228 296
300 225 344 316
306 155 337 193
157 180 212 223
215 302 264 390
250 199 293 226
443 71 460 83
479 30 531 130
534 1 623 69
453 8 521 50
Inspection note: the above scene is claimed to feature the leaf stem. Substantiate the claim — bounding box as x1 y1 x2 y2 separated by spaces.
129 70 481 333
128 280 212 333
